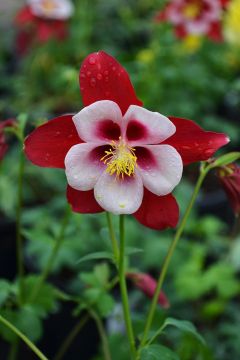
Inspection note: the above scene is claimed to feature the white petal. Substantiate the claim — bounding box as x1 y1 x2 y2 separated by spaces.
65 143 104 191
28 0 74 20
94 171 143 215
138 145 183 196
73 100 122 143
123 105 176 146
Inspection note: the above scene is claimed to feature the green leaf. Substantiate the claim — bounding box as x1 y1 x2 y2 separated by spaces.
0 280 11 307
162 318 205 345
211 152 240 167
76 251 114 264
15 276 59 316
0 306 43 343
97 293 115 317
125 247 144 255
94 263 110 286
141 345 180 360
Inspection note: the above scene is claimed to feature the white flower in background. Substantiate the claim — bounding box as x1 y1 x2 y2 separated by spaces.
27 0 74 20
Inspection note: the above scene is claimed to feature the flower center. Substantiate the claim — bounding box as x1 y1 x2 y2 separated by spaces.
40 0 58 13
101 138 137 179
183 3 201 19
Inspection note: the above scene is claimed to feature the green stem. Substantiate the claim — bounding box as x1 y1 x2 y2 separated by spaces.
106 212 119 263
139 165 210 351
118 215 136 358
30 205 71 301
0 315 48 360
53 314 89 360
16 149 25 304
90 310 112 360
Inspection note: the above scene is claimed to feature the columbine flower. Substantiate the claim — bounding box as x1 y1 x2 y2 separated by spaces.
0 120 16 161
24 51 229 230
15 0 74 54
155 0 229 42
127 273 170 308
217 164 240 216
224 0 240 46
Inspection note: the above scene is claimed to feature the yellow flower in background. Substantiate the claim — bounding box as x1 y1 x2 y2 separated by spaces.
224 0 240 46
181 34 202 53
136 49 155 64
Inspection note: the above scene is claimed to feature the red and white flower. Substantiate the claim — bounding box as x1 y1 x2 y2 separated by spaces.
15 0 73 54
155 0 229 41
24 51 229 230
27 0 73 20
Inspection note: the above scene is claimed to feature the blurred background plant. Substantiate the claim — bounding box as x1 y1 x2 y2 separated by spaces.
0 0 239 359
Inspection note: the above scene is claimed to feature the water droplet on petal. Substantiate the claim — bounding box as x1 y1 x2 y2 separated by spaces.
88 57 96 65
97 73 103 80
104 70 109 76
112 66 116 71
86 71 91 77
90 77 96 87
80 73 86 79
80 86 84 91
104 76 109 83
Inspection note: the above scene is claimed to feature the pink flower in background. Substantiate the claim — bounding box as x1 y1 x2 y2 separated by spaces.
15 0 74 54
127 273 170 308
24 51 229 230
217 164 240 216
0 120 16 161
155 0 229 41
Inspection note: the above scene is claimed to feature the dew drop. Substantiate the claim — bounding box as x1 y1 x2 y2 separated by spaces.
97 73 103 80
88 57 96 65
80 73 86 79
104 76 109 83
80 86 84 91
90 77 96 87
86 71 91 77
112 66 116 71
104 70 109 76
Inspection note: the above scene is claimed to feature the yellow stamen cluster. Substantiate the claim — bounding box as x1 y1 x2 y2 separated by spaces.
183 3 201 19
41 0 57 13
101 138 137 179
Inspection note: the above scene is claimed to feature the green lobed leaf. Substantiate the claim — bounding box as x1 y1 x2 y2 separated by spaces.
76 251 114 264
162 318 205 346
141 344 180 360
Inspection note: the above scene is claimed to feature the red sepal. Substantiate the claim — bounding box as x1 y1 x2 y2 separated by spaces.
165 117 229 165
79 51 143 115
15 6 35 25
133 189 179 230
24 115 80 168
67 186 104 213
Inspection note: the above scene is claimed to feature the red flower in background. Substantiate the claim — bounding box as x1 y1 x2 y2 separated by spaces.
127 273 170 308
24 51 229 230
0 120 16 161
217 164 240 216
155 0 229 41
15 0 74 55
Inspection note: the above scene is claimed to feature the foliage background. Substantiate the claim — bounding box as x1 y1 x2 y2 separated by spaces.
0 0 239 359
